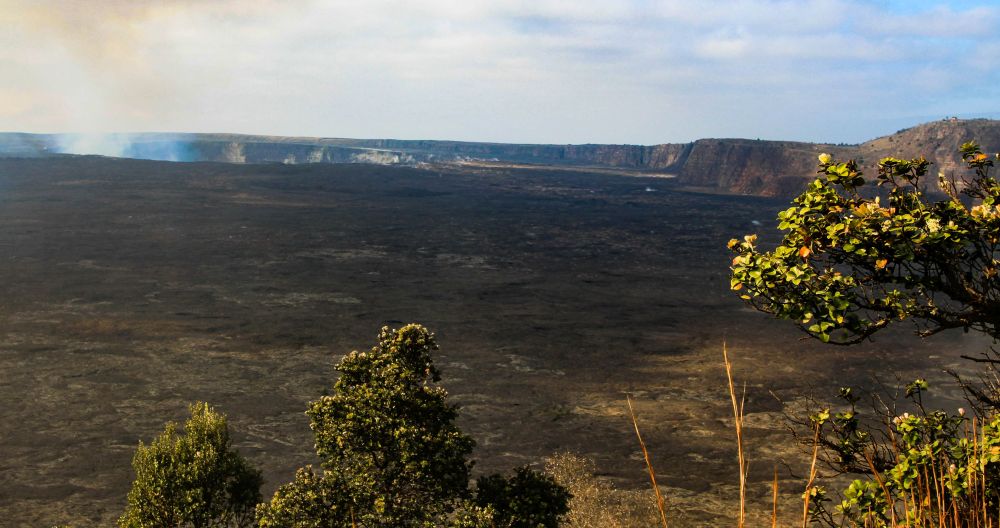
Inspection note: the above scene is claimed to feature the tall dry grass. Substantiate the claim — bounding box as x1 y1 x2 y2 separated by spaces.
617 345 1000 527
724 343 748 528
626 393 669 528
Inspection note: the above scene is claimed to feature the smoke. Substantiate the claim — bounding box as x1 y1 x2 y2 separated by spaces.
2 2 188 132
52 133 194 162
0 1 295 135
55 134 132 157
122 138 194 162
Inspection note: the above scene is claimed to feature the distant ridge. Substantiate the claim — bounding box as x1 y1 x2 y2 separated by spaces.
4 118 999 197
860 118 1000 179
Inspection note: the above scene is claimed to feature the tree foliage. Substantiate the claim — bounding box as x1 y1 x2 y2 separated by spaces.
730 143 1000 526
307 324 474 525
730 143 1000 344
474 467 571 528
255 466 354 528
119 402 262 528
806 383 1000 527
256 324 569 528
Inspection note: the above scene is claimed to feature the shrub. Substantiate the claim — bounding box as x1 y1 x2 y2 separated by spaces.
729 144 1000 526
119 402 262 528
808 383 1000 527
474 466 570 528
257 324 570 527
255 466 352 527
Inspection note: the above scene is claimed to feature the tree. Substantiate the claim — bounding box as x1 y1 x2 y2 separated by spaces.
473 467 571 528
256 324 568 527
730 143 1000 345
730 144 1000 526
255 466 354 528
119 402 262 528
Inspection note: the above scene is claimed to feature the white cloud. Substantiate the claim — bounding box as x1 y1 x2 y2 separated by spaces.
695 28 752 60
1 0 998 143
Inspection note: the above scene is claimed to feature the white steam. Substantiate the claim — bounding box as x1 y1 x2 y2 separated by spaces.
51 133 193 162
55 133 132 157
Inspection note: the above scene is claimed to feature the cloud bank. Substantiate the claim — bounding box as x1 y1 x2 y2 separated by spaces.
1 0 998 144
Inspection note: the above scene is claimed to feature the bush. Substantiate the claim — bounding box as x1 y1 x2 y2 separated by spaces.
729 144 1000 525
474 466 570 528
257 324 570 527
807 383 1000 527
119 402 262 528
255 466 353 527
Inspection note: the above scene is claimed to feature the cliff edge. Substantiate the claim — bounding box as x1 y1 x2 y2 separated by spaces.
3 118 998 198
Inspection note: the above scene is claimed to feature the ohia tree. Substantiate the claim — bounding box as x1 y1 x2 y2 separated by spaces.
119 402 262 528
730 142 1000 345
257 324 569 528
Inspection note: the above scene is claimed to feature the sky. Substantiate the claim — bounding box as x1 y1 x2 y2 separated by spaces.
1 0 999 145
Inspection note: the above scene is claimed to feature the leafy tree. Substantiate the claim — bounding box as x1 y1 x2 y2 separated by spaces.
257 324 568 527
730 143 1000 344
119 402 262 528
730 144 1000 525
307 323 474 525
255 466 354 528
474 467 571 528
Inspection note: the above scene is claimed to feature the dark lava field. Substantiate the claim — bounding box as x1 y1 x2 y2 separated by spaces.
0 156 988 526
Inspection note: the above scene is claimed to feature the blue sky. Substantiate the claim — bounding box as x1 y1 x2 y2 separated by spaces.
1 0 998 145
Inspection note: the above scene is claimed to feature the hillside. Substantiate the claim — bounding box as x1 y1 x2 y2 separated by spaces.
861 118 1000 178
3 118 999 197
673 139 856 196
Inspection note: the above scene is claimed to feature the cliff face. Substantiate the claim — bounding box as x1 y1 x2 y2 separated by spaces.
676 139 856 196
643 143 691 169
348 120 1000 195
182 141 416 165
327 139 691 169
175 137 832 196
4 119 999 198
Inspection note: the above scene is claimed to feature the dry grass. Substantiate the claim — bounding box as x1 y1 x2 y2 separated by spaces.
772 467 779 528
544 453 661 528
724 342 748 528
626 393 669 528
802 422 821 528
616 345 1000 528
